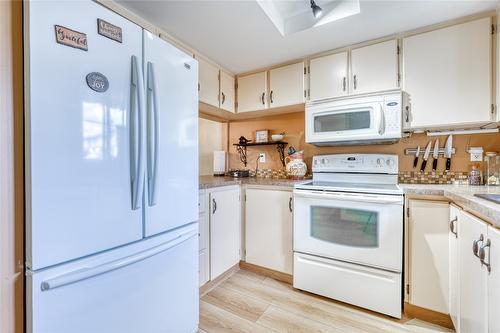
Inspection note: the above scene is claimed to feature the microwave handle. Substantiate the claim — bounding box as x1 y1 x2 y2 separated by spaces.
294 190 403 205
377 106 385 135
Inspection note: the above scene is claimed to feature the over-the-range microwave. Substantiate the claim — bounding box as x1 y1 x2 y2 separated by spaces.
305 90 410 146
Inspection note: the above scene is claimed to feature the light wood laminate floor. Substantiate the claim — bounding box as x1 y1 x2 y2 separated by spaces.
199 269 454 333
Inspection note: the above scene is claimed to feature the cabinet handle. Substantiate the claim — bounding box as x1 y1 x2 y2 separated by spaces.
449 217 458 238
212 198 217 214
473 234 484 258
270 90 274 104
261 92 265 105
221 92 225 104
353 75 357 90
289 197 293 213
479 239 491 273
342 77 346 92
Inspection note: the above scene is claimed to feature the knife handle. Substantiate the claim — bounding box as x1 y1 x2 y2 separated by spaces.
413 157 419 168
432 159 438 171
420 160 427 172
446 158 451 171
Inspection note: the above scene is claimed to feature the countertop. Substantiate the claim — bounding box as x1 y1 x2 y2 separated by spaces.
199 176 500 227
400 184 500 227
199 175 306 189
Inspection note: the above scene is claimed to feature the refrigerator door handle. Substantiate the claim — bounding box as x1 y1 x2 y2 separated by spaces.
40 229 198 291
130 55 146 210
146 61 160 206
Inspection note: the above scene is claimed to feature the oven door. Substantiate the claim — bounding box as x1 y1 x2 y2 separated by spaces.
306 101 386 144
293 189 403 272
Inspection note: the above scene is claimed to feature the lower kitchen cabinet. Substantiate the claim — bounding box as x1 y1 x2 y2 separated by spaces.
408 199 450 314
245 188 293 274
209 186 241 280
198 190 209 286
458 210 488 333
448 204 460 332
488 226 500 333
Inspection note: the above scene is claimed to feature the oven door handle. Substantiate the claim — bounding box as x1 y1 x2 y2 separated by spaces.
293 190 403 205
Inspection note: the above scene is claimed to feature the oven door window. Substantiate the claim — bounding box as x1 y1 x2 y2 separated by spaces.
313 110 371 133
310 206 378 247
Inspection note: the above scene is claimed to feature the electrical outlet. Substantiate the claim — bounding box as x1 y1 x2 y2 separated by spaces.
259 153 266 163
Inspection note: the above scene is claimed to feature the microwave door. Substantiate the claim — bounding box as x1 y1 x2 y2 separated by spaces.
311 103 382 140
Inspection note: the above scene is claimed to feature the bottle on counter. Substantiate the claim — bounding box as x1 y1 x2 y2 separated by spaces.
484 152 499 186
468 147 484 185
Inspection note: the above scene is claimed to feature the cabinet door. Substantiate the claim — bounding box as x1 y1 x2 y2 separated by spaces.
403 18 492 129
210 187 240 279
269 62 305 108
245 189 293 274
198 57 220 107
459 211 488 333
220 71 235 113
449 204 460 332
408 200 449 313
350 39 399 94
488 226 500 333
237 71 267 112
309 52 348 101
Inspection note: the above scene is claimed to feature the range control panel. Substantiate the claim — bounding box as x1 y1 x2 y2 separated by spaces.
312 154 399 174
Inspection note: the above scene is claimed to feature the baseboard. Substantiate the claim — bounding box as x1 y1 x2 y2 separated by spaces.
239 261 293 284
404 303 454 330
199 263 240 297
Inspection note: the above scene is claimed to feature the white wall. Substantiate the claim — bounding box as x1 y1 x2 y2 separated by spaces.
199 118 223 175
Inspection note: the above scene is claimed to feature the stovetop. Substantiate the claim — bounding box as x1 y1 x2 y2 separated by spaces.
295 181 403 195
474 194 500 205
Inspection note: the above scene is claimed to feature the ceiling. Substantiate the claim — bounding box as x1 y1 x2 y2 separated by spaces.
118 0 498 74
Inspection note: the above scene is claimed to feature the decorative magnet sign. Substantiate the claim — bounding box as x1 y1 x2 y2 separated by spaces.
86 72 109 93
54 25 88 51
97 19 122 43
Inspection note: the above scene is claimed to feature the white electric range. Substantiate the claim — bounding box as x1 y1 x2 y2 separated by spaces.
293 154 404 318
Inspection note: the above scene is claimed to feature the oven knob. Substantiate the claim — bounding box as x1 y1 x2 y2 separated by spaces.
321 158 327 165
376 158 382 165
386 158 394 166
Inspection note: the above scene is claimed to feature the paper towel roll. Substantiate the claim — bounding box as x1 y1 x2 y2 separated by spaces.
213 151 226 176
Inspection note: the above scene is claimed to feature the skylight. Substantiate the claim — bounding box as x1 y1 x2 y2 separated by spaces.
257 0 361 36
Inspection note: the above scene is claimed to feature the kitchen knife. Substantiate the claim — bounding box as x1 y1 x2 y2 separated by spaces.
420 141 432 172
432 139 440 171
413 146 421 168
444 135 453 171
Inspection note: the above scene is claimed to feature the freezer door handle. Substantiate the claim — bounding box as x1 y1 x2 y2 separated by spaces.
146 61 160 206
130 55 146 210
40 229 198 291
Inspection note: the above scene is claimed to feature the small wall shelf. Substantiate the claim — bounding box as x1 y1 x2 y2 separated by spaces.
233 141 288 167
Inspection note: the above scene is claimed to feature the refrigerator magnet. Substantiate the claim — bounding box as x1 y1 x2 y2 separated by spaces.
86 72 109 93
54 25 88 51
97 19 122 43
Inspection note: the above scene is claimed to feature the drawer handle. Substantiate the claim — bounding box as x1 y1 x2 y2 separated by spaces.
212 198 217 214
289 197 293 213
479 239 491 273
261 92 265 105
473 234 484 258
449 217 458 238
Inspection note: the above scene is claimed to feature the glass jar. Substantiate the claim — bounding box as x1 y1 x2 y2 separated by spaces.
469 163 482 185
484 152 499 186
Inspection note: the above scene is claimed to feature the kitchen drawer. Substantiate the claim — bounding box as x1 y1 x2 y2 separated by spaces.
199 249 209 287
199 191 206 214
294 252 402 318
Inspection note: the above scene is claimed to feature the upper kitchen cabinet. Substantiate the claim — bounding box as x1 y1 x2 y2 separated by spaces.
198 57 220 107
350 39 399 95
220 70 235 113
309 52 348 101
403 17 493 130
268 62 305 108
237 71 267 112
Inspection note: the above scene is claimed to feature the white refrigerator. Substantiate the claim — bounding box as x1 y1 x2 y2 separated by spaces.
24 1 199 332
